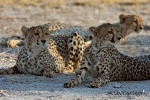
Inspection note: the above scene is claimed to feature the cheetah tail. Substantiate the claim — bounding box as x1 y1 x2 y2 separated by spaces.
0 65 20 75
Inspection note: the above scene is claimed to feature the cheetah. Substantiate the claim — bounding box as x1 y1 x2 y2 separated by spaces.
115 14 143 44
0 24 85 77
64 23 150 88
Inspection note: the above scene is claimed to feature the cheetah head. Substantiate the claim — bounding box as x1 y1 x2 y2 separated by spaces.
119 14 144 34
21 25 51 47
89 23 121 45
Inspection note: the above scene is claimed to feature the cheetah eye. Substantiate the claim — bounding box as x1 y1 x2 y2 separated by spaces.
45 33 49 35
117 37 121 40
109 31 114 34
134 21 137 23
96 67 99 71
34 33 39 35
111 31 114 34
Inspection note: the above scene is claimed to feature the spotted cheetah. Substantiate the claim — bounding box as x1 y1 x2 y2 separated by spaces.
115 14 143 44
0 24 85 77
64 23 150 88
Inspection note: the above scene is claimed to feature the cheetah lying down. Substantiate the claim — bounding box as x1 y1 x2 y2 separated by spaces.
0 25 86 77
64 23 150 88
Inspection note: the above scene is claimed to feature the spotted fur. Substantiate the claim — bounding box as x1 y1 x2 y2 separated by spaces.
117 14 143 44
44 22 93 42
0 25 85 77
64 23 150 88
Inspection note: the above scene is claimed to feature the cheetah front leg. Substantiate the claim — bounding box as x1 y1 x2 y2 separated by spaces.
64 68 88 88
0 65 20 75
36 53 58 78
89 58 111 88
65 31 85 72
43 68 55 78
64 50 75 73
64 52 82 73
33 66 55 78
64 32 78 73
64 55 91 88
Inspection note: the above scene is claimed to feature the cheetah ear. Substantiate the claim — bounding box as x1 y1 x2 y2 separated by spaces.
89 27 97 36
119 14 126 24
21 26 28 37
44 23 50 29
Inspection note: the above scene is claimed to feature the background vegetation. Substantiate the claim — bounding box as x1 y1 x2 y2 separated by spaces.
0 0 149 8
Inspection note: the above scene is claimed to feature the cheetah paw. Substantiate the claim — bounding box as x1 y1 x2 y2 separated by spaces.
43 70 54 78
43 73 53 78
64 81 74 88
0 70 8 75
89 83 99 88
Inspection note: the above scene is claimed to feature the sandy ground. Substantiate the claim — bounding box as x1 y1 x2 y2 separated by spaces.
0 2 150 100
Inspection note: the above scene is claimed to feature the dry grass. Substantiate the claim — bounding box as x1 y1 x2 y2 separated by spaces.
0 0 66 8
0 0 149 8
74 0 150 6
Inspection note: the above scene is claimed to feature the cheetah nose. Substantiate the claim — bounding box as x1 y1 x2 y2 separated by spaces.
41 40 46 44
117 37 121 40
140 26 144 30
